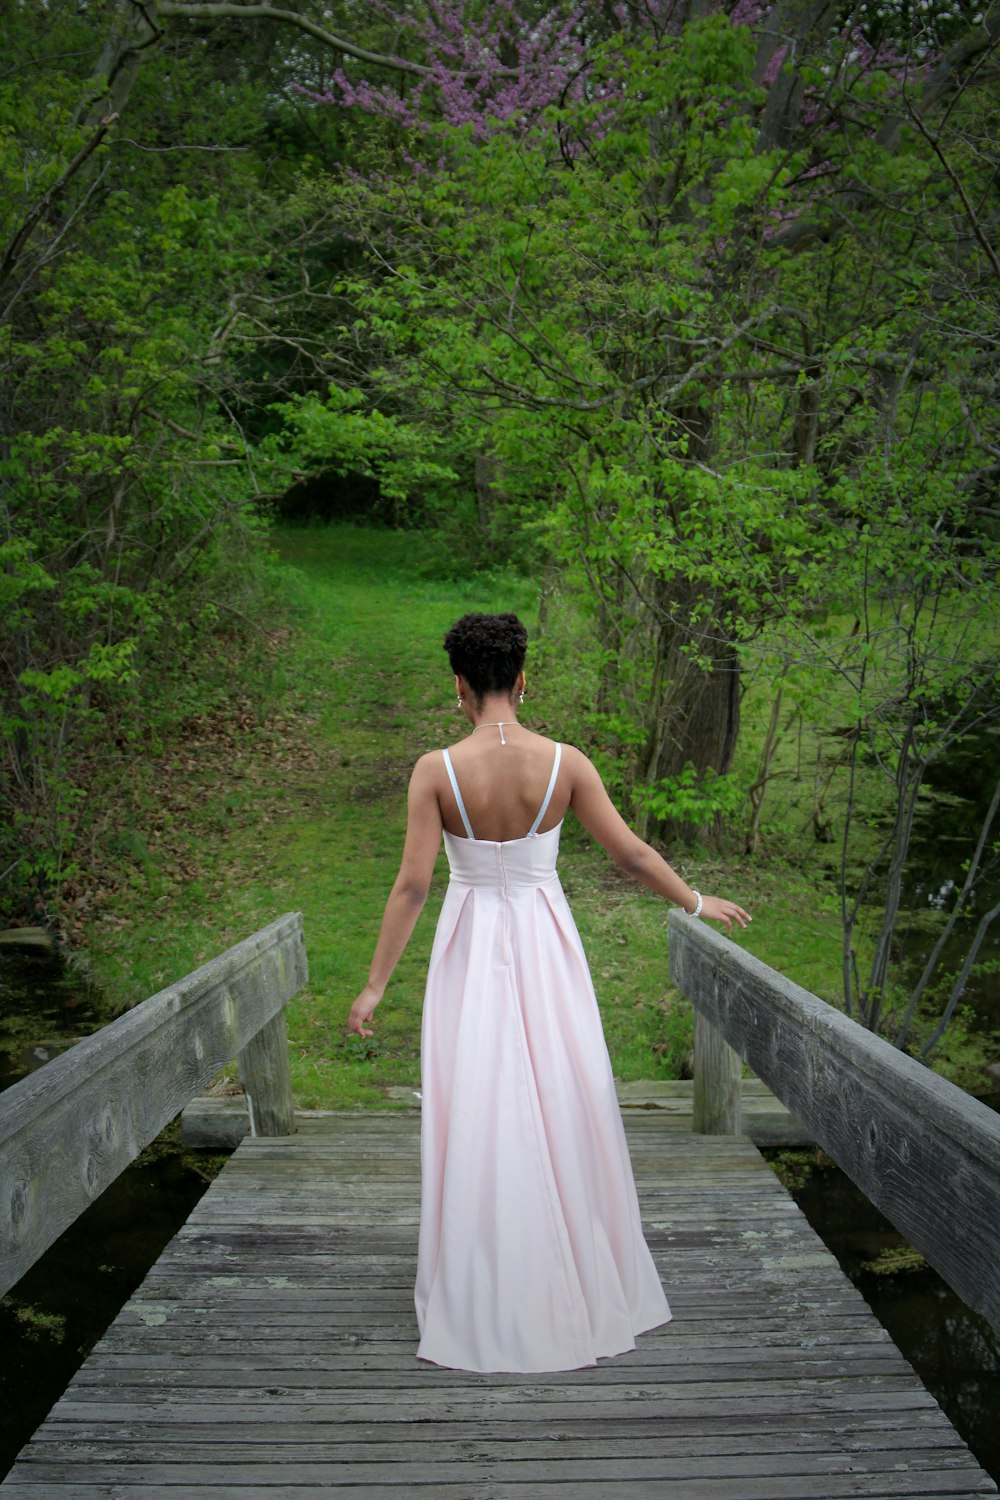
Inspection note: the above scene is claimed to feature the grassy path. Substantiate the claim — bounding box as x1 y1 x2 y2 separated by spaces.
85 525 846 1109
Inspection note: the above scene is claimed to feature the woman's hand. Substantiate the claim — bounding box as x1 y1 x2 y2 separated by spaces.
697 895 751 931
349 983 383 1038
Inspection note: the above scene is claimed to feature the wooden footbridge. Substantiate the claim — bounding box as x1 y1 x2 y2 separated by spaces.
2 912 998 1498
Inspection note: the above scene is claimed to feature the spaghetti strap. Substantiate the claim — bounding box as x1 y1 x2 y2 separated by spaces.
527 742 562 838
442 748 476 840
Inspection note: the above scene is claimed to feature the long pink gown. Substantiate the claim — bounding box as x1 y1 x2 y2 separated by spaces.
414 741 672 1372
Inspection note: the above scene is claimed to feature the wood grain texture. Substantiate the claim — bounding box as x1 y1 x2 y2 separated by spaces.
1 1114 995 1497
0 912 307 1297
238 1007 296 1137
184 1080 815 1149
692 1007 743 1133
668 910 1000 1336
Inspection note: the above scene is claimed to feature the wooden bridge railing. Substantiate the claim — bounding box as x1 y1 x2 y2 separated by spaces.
0 911 307 1299
668 908 1000 1337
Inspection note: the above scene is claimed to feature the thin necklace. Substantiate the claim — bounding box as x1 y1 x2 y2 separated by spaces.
471 721 515 745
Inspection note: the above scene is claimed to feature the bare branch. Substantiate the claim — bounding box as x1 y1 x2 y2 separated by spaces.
896 771 1000 1049
771 11 1000 254
0 113 117 287
920 895 1000 1060
155 0 433 78
913 8 1000 123
114 138 250 152
901 96 1000 283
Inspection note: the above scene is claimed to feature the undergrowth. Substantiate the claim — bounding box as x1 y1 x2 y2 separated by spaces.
73 523 996 1106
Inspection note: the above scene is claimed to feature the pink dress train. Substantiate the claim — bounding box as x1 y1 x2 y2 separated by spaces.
414 743 671 1372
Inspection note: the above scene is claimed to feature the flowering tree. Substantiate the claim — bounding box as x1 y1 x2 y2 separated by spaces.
297 0 998 1052
276 0 999 840
3 0 995 1049
47 5 997 826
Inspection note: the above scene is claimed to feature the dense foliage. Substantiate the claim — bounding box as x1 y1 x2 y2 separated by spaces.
310 2 1000 810
296 0 1000 1040
2 0 997 1050
0 3 329 891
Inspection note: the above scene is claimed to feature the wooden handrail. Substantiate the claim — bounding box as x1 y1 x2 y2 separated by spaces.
0 912 307 1298
668 909 1000 1335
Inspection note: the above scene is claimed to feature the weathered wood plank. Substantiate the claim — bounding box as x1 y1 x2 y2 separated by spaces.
2 1117 995 1498
65 1353 915 1385
21 1428 971 1460
25 1410 963 1444
34 1390 951 1421
668 909 1000 1336
182 1079 813 1149
0 913 307 1298
693 1007 743 1133
237 1006 296 1137
0 1476 995 1498
92 1316 892 1345
2 1450 989 1485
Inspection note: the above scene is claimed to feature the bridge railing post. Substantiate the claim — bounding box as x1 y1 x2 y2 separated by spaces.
237 1006 296 1136
668 907 1000 1338
0 913 307 1299
692 1008 742 1135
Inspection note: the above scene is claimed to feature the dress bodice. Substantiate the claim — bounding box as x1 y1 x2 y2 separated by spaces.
443 823 563 888
440 741 563 881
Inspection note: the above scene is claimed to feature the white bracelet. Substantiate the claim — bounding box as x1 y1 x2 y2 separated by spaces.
686 890 703 918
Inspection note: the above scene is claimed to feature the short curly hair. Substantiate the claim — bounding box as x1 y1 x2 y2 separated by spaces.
444 612 528 701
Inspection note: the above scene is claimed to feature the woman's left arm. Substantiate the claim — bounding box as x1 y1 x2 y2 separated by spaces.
348 754 443 1038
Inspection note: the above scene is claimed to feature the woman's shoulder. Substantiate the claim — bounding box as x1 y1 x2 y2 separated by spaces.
410 748 446 784
554 743 602 790
414 733 591 770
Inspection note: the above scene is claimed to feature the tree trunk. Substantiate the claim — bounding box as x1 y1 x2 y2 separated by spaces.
645 600 741 787
473 452 500 555
641 400 740 805
628 578 741 843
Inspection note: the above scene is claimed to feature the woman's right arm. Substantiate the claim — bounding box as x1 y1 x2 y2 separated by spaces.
348 754 443 1037
565 746 750 931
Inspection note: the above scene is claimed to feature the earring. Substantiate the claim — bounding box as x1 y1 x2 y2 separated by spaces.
456 695 463 709
518 690 525 704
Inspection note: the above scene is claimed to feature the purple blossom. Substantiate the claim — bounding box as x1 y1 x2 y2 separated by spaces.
730 0 773 26
311 0 593 138
307 0 940 169
762 41 789 87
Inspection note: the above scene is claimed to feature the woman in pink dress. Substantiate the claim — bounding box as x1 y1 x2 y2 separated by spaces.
349 612 749 1372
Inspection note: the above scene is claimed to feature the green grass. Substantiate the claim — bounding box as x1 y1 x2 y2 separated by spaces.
86 526 538 1106
81 523 987 1106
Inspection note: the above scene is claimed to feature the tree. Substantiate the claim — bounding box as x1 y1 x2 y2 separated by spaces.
3 0 496 896
4 0 997 917
0 2 302 891
294 1 999 832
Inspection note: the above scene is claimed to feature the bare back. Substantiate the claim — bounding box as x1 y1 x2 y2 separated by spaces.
437 728 567 843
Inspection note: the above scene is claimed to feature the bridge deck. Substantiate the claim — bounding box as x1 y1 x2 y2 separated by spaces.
2 1114 995 1498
